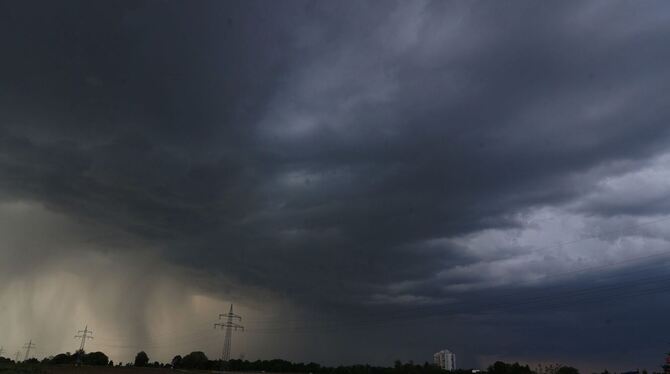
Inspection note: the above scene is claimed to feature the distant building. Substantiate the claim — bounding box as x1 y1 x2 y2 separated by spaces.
433 349 456 371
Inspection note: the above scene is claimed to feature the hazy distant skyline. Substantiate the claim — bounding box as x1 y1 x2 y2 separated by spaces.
1 1 670 371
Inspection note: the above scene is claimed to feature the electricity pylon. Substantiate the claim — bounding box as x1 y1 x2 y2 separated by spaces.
75 325 94 365
0 346 4 357
15 351 20 362
23 340 35 361
214 304 244 371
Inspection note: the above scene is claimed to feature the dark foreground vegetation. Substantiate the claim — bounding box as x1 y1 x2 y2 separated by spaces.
0 351 665 374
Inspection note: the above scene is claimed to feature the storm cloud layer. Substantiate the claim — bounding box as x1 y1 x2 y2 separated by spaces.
2 0 670 371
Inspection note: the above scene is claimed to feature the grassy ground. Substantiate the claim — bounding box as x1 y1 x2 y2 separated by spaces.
0 363 45 374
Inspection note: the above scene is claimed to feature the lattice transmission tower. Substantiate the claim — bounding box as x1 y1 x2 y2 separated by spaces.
22 340 35 361
214 304 244 370
74 325 94 365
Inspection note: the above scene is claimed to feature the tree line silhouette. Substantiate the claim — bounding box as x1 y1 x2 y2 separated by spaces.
2 349 665 374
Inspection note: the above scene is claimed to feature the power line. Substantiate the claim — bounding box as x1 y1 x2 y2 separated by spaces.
92 326 213 345
6 276 668 357
243 223 670 327
221 214 670 313
243 272 670 334
5 217 669 359
92 333 221 350
75 259 670 343
243 250 670 329
32 272 669 353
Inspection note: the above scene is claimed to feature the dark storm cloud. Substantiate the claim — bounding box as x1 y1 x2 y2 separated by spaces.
3 0 670 369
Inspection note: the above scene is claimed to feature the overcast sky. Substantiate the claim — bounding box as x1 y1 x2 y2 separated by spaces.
2 0 670 371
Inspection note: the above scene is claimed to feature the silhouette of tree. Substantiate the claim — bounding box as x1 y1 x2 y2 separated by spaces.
488 361 534 374
181 351 209 369
50 353 75 365
556 367 579 374
171 355 182 368
134 351 149 367
83 351 109 366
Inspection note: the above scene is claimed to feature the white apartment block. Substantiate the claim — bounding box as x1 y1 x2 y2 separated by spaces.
433 349 456 371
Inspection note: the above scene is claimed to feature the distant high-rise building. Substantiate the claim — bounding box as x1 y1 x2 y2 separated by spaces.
434 349 456 371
